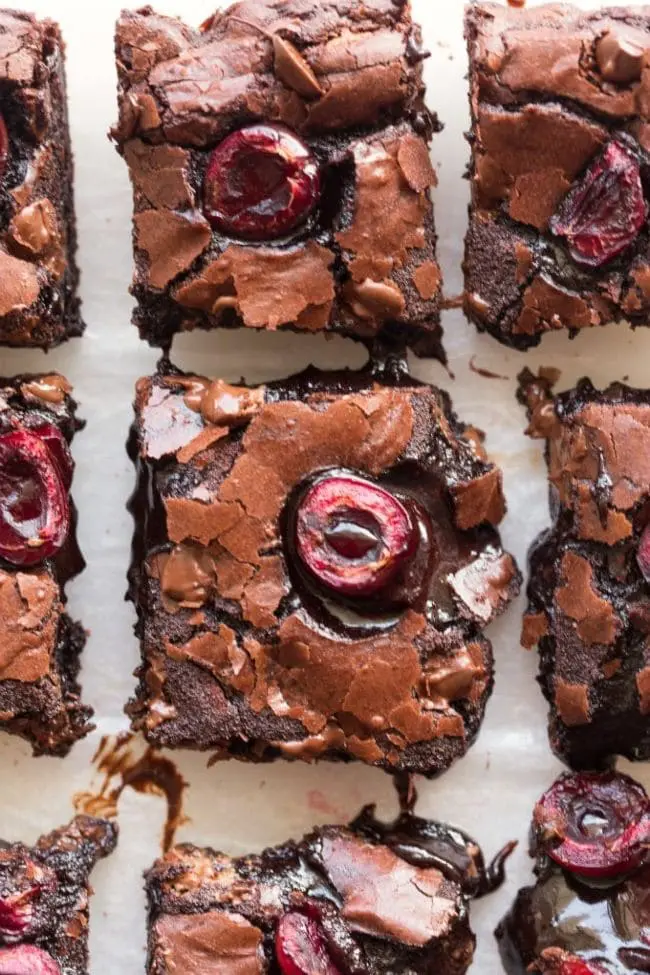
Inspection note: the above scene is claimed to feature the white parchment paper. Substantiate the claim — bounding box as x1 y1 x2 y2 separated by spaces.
0 0 648 971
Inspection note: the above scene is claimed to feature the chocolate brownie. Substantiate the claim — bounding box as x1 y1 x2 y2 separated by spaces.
519 369 650 768
0 815 117 974
0 374 92 756
497 770 650 975
127 360 520 775
112 1 443 357
464 3 650 350
146 803 508 975
0 11 83 348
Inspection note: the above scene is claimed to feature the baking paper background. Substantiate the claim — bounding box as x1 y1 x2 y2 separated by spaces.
0 0 648 970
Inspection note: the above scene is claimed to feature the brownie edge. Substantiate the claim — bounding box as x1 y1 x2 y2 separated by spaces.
146 805 509 975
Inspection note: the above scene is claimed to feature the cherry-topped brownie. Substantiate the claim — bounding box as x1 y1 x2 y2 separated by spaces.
127 361 520 775
0 815 117 974
464 4 650 350
519 369 650 768
497 770 650 974
112 0 444 357
0 374 92 755
146 803 509 975
0 11 83 347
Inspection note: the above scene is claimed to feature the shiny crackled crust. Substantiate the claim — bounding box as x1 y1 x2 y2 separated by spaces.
0 11 82 348
145 808 501 975
519 369 650 768
0 375 92 755
0 816 117 972
464 3 650 350
127 363 520 775
111 0 443 357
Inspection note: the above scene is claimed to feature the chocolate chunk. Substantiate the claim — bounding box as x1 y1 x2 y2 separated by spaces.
596 28 646 85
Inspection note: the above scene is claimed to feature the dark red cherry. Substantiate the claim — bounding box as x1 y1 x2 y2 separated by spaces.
276 912 342 975
534 771 650 879
638 523 650 583
0 429 69 566
0 116 8 182
0 945 61 974
203 124 321 240
539 954 607 975
550 141 647 267
293 474 419 601
0 888 37 940
27 424 73 490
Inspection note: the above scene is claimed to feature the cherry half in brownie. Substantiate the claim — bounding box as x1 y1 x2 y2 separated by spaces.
0 11 83 348
111 0 443 358
497 770 650 974
0 374 92 756
519 370 650 768
0 816 117 974
127 362 520 775
146 804 509 975
464 4 650 350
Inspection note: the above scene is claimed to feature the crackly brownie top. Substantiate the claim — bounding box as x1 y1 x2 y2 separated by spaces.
519 369 650 547
0 12 73 339
114 0 427 145
0 375 82 683
497 771 650 975
132 366 519 766
146 807 500 974
113 1 441 344
0 815 117 973
465 4 650 337
467 3 650 225
518 370 650 729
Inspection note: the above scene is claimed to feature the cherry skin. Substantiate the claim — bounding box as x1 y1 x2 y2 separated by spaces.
27 423 73 490
0 429 70 566
203 124 321 240
0 945 61 974
550 140 647 267
293 473 419 602
533 771 650 879
0 888 37 940
276 912 342 975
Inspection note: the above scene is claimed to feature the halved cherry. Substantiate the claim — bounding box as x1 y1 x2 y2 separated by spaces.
0 115 8 182
0 887 38 939
0 945 61 974
203 123 321 239
276 912 342 975
0 429 69 566
533 771 650 879
293 473 419 601
549 141 648 267
27 423 73 489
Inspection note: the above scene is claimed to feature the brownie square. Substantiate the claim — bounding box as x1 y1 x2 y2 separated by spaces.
146 805 500 975
112 0 443 357
127 363 520 775
0 374 92 755
519 369 650 768
0 816 117 973
497 770 650 974
464 3 650 350
0 11 82 348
